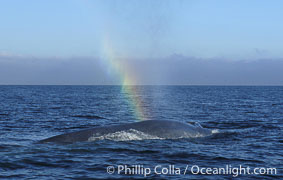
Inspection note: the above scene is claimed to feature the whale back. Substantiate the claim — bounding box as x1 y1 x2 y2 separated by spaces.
133 120 212 138
39 120 212 143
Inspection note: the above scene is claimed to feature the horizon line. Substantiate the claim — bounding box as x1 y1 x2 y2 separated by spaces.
0 84 282 87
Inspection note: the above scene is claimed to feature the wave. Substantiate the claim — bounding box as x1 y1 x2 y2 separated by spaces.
71 115 105 119
212 129 220 134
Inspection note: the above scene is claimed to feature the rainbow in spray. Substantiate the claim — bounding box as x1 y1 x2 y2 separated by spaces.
101 37 148 121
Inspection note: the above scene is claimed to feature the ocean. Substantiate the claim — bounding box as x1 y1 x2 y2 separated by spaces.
0 85 282 179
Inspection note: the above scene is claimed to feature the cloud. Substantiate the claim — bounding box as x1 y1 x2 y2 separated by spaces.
0 54 283 85
0 56 110 85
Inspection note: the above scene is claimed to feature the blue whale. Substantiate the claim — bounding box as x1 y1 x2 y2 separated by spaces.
39 120 213 143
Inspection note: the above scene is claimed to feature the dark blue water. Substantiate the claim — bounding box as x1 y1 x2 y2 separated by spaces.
0 86 282 179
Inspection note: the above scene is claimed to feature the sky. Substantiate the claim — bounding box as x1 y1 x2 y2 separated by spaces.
0 0 283 85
